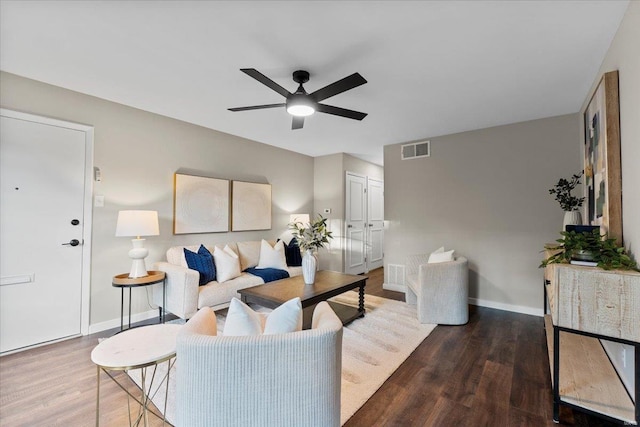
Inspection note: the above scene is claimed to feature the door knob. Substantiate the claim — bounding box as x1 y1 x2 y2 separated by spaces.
368 223 374 227
71 219 80 226
347 224 353 228
62 239 80 247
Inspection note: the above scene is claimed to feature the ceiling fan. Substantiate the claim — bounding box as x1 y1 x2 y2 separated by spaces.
228 68 368 130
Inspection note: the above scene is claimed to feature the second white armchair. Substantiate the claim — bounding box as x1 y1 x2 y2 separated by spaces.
405 254 469 325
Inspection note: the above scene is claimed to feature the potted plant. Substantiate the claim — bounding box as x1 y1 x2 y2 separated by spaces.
548 171 585 229
540 229 637 271
289 214 333 284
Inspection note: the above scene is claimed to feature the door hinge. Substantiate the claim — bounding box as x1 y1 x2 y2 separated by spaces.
364 188 367 193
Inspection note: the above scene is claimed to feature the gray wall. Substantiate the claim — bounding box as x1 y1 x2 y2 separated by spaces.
0 71 315 328
580 0 639 394
313 153 383 271
384 114 581 314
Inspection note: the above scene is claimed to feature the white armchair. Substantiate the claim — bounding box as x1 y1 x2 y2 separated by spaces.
405 254 469 325
176 301 343 427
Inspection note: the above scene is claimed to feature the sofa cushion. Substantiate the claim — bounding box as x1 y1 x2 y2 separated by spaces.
282 238 303 267
263 297 302 335
286 266 303 277
428 248 455 264
224 298 263 336
184 245 216 286
197 273 264 309
224 297 302 336
213 245 242 283
236 241 261 271
167 244 205 268
257 239 287 270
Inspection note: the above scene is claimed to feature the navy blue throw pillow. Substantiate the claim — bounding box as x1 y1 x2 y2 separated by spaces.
184 245 216 286
281 238 303 267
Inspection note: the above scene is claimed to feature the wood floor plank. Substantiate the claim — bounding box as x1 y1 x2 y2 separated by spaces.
0 268 620 427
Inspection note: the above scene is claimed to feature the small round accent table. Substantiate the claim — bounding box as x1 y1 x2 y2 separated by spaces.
113 271 166 331
91 324 181 426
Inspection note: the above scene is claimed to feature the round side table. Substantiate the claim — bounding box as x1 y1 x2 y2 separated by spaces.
113 271 166 331
91 323 182 426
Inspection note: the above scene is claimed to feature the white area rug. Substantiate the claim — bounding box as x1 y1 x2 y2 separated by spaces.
127 293 436 425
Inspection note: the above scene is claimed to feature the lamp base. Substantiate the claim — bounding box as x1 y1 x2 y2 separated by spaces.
128 238 149 278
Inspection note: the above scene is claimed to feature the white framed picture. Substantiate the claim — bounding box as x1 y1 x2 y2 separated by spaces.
231 181 272 231
174 173 230 234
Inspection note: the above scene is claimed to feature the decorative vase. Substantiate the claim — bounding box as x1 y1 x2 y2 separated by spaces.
302 249 317 285
562 210 582 231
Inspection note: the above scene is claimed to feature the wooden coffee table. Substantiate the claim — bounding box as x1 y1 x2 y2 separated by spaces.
239 270 367 329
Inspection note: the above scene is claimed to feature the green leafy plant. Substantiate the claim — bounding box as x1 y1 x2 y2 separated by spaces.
289 214 333 251
540 229 637 270
548 171 585 211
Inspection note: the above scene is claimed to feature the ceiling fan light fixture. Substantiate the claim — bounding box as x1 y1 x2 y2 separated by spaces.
286 104 315 117
286 95 315 117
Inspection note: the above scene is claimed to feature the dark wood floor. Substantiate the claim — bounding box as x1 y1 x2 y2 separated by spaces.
0 268 620 426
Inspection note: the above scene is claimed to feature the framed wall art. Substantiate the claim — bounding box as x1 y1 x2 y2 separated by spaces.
583 70 622 244
231 181 272 231
174 173 230 234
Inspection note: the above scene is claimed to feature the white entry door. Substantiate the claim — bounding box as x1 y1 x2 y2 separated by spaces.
345 173 367 275
367 178 384 271
1 111 92 353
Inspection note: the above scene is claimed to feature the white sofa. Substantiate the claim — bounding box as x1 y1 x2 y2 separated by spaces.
153 240 302 319
176 302 343 427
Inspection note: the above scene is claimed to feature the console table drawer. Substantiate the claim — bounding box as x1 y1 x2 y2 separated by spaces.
549 264 640 342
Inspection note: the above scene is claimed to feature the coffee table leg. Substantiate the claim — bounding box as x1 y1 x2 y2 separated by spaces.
359 283 365 316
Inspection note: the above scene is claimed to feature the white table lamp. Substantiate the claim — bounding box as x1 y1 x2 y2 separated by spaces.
116 210 160 278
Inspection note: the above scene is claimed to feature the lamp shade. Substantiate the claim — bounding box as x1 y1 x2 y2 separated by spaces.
289 213 310 227
115 210 160 237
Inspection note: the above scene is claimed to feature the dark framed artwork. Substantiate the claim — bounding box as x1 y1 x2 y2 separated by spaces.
583 70 622 244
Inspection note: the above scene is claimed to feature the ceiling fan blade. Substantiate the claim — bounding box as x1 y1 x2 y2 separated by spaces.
228 103 285 112
316 104 368 121
310 73 367 102
292 116 304 130
240 68 291 98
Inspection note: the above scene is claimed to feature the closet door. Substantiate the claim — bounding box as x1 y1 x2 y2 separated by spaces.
367 178 384 270
345 173 366 275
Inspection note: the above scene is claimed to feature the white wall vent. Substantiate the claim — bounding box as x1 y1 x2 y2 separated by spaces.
386 264 405 286
401 140 430 160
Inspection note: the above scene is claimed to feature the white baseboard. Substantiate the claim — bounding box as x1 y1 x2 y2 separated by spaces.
382 282 406 292
88 309 160 334
383 285 543 317
469 298 543 317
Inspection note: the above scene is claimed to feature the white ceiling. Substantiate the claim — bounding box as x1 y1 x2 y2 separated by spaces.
0 1 629 165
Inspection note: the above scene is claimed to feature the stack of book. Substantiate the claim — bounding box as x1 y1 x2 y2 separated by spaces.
570 260 598 267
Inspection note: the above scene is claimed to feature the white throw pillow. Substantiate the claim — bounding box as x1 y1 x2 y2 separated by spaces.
224 297 302 336
224 298 263 336
213 245 241 282
256 239 288 270
263 297 302 335
428 247 455 264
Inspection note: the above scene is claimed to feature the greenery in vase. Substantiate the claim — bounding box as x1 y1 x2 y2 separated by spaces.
548 171 585 212
289 214 333 252
540 229 637 271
